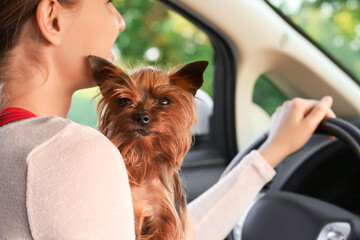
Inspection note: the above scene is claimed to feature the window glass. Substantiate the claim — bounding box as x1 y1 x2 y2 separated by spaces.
66 87 99 129
267 0 360 82
67 0 214 129
253 76 288 115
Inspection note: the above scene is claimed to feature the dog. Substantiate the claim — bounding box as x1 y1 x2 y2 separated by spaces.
88 55 208 239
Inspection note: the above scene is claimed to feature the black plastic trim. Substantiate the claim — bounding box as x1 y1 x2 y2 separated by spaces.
157 0 238 160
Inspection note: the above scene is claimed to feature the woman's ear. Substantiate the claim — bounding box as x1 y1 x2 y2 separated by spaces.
36 0 62 46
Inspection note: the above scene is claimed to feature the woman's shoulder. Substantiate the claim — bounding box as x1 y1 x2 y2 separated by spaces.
26 116 121 165
49 116 112 143
32 115 103 137
25 117 135 239
1 116 120 166
35 116 113 145
1 115 106 144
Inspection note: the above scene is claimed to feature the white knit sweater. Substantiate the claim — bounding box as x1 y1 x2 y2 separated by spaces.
0 116 275 239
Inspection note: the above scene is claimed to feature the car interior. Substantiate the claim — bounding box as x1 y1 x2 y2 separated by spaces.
67 0 360 239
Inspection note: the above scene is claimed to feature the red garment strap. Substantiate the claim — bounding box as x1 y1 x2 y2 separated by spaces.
0 107 37 127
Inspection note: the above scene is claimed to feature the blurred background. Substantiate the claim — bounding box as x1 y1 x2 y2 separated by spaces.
67 0 360 129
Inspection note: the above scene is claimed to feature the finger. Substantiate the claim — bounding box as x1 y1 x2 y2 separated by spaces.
289 98 319 119
303 96 333 127
283 100 291 107
271 105 282 122
291 97 335 118
325 108 336 118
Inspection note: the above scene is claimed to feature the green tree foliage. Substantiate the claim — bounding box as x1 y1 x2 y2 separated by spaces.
113 0 214 96
269 0 360 80
253 76 288 115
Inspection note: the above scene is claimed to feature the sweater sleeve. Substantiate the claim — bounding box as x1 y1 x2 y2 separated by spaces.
188 150 276 240
26 122 135 240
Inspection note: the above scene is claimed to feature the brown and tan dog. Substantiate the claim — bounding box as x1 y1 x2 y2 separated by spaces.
88 56 208 240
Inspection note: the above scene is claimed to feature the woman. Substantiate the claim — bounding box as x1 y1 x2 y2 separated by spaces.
0 0 335 239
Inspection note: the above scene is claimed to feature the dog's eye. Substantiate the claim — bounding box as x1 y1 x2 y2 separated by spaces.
159 98 170 106
119 98 132 106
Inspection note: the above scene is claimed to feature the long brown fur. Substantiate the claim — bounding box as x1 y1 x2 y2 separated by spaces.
88 56 208 240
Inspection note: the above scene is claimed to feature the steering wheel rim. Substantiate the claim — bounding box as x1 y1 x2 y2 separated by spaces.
222 118 360 177
223 118 360 240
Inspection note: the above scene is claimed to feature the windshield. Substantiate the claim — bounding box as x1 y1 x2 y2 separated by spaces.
266 0 360 83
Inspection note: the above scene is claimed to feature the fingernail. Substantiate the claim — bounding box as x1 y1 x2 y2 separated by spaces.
323 96 332 105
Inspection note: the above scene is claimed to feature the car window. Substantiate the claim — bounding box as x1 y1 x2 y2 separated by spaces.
266 0 360 83
253 76 288 115
67 0 214 136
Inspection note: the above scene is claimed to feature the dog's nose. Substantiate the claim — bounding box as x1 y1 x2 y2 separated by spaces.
136 113 150 125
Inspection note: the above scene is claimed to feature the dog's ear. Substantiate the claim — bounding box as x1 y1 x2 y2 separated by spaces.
169 61 209 96
88 55 131 88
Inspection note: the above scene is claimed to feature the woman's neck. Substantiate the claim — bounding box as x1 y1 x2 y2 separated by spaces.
9 93 72 118
4 39 95 118
6 70 75 118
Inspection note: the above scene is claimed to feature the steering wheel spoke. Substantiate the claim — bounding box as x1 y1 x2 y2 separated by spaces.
241 191 359 240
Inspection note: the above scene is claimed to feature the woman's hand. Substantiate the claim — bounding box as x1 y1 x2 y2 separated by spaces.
258 96 336 167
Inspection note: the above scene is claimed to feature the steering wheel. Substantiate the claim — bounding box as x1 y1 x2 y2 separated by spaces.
223 118 360 240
